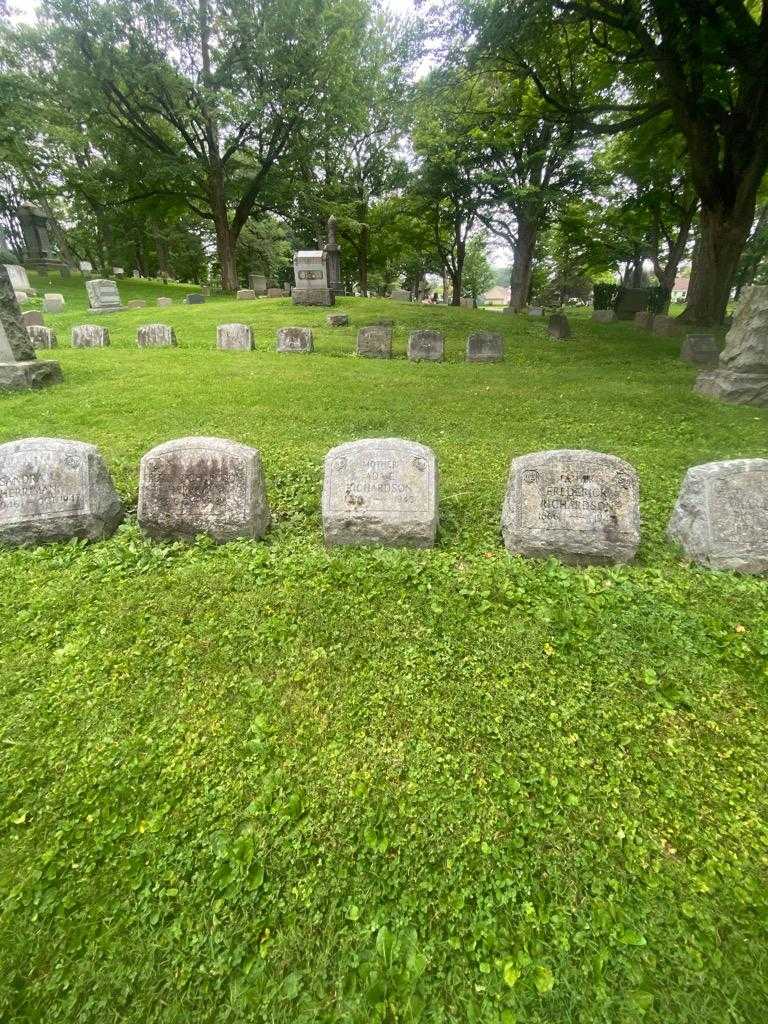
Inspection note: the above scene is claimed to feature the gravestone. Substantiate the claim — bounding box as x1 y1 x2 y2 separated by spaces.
201 285 210 296
126 299 147 310
248 273 267 295
185 293 205 304
322 438 438 548
292 250 334 306
72 325 110 348
390 289 410 302
528 306 543 317
133 270 141 278
614 287 648 320
266 287 284 298
667 459 768 573
466 331 503 362
138 437 270 543
217 323 254 351
86 278 123 313
591 309 616 323
156 297 173 307
653 314 681 337
277 327 313 353
236 289 256 301
137 324 176 348
22 311 43 328
548 313 571 339
460 297 473 309
0 438 122 545
681 334 718 366
633 311 654 329
357 325 392 359
324 216 343 298
501 449 640 565
4 264 32 296
14 291 27 304
43 293 65 314
79 260 93 273
695 286 768 407
408 330 444 362
27 326 57 349
112 267 124 276
0 265 62 391
327 314 349 327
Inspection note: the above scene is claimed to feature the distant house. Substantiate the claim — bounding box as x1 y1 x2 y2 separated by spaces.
672 276 690 301
483 285 510 305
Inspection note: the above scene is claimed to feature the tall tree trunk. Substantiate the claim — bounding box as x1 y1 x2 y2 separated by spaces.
681 205 754 325
508 218 537 311
630 257 644 288
209 167 238 291
451 238 465 306
358 223 369 297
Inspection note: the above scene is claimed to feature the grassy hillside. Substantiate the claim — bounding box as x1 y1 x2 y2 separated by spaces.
1 272 767 1023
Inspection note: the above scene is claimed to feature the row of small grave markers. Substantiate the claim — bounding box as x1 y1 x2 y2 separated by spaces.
24 321 508 362
0 437 765 574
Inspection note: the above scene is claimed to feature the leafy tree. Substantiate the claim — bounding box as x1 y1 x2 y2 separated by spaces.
461 231 495 305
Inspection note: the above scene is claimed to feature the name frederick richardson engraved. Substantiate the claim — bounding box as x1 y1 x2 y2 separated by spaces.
518 462 635 532
0 447 87 522
328 448 433 513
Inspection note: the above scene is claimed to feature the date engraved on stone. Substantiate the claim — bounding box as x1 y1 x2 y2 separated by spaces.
0 447 87 523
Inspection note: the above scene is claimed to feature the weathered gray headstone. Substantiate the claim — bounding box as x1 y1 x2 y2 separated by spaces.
86 278 123 313
633 311 654 329
0 438 122 546
548 313 571 339
236 289 256 301
528 306 544 317
591 309 616 323
217 323 254 351
357 326 392 358
667 459 768 573
72 324 110 348
277 327 313 353
322 438 438 548
43 293 65 313
390 289 411 301
156 297 173 307
112 267 124 276
248 274 267 295
22 311 44 328
615 288 648 320
185 293 205 304
126 299 147 309
4 264 32 296
466 331 503 362
14 291 27 304
680 334 718 366
137 324 177 348
408 330 444 362
695 286 768 406
138 437 270 543
501 449 640 565
652 314 681 337
27 325 57 349
0 265 62 391
327 314 349 327
266 287 283 298
78 261 93 273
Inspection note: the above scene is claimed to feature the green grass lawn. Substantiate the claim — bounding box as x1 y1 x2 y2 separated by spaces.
1 272 767 1023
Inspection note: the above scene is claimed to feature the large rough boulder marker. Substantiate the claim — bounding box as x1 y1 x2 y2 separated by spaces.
501 449 640 565
86 278 123 313
547 313 571 339
667 459 768 574
72 324 110 347
277 327 313 353
322 438 438 548
217 323 254 351
680 334 718 366
694 286 768 406
408 330 444 362
466 331 503 362
357 325 392 359
138 437 270 543
27 326 57 349
137 324 177 348
0 438 123 546
0 265 62 391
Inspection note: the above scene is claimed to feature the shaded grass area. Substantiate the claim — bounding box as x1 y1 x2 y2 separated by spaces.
1 273 767 1023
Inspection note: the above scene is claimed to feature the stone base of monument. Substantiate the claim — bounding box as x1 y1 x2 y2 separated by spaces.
292 288 334 307
89 305 125 315
0 360 63 391
694 369 768 407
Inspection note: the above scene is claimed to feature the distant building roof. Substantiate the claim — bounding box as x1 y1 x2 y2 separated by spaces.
673 277 690 292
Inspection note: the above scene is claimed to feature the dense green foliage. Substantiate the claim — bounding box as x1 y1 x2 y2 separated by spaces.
1 274 767 1022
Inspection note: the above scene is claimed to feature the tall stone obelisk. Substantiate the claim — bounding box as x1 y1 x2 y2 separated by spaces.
324 215 342 298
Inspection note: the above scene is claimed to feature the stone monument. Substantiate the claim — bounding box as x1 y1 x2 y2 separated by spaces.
277 327 313 353
3 264 32 298
694 286 768 406
548 313 571 339
652 314 681 337
591 309 616 323
667 459 768 573
27 326 57 349
217 324 254 351
43 293 65 313
236 289 256 301
614 287 648 321
72 325 110 348
138 437 270 543
408 330 444 362
86 278 123 313
185 293 205 304
0 437 122 545
322 438 438 548
680 334 718 366
292 250 334 307
248 274 267 295
324 216 342 298
126 299 147 310
357 325 392 358
327 314 349 327
17 203 67 273
501 449 640 565
137 324 176 348
0 265 62 391
466 331 503 362
22 311 43 328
